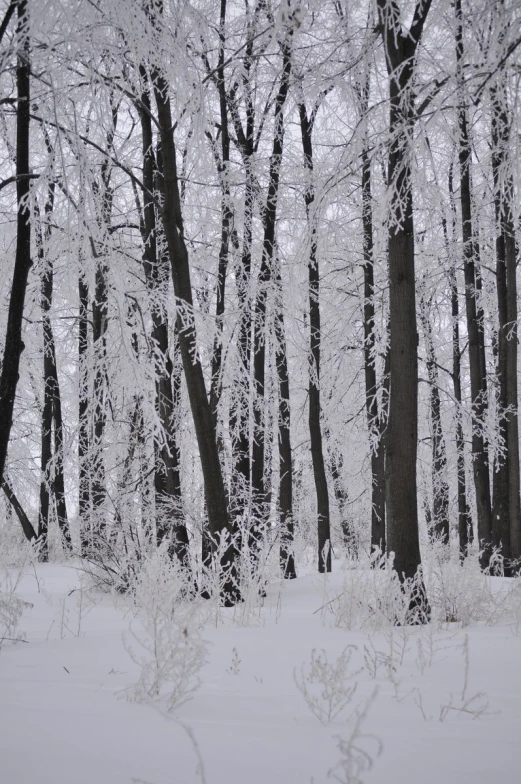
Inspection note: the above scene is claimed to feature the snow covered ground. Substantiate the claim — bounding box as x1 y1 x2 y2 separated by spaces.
1 559 520 784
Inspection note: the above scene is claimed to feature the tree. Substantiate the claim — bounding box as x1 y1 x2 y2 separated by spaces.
454 0 492 566
447 164 472 556
0 0 31 488
137 69 189 568
355 54 387 556
299 98 331 574
148 9 239 602
419 287 449 545
488 0 521 567
376 0 431 614
250 20 294 556
35 149 71 556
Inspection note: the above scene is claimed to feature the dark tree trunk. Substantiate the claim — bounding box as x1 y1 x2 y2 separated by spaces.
90 258 108 538
251 31 293 554
228 19 255 534
151 65 239 604
229 169 252 523
0 1 31 488
419 292 450 544
491 79 509 562
52 353 69 547
491 148 510 563
323 404 356 553
329 448 351 548
377 0 430 621
36 182 71 556
78 265 90 552
490 72 521 567
209 0 233 429
447 169 472 555
138 71 189 568
274 261 296 578
357 70 386 555
505 204 521 563
299 101 330 574
38 292 53 559
452 267 473 555
2 477 36 542
89 97 120 544
455 0 492 566
114 387 144 533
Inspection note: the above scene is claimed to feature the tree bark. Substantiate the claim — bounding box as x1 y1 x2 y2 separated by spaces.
299 101 330 574
447 168 472 555
78 264 90 552
505 201 521 563
151 65 239 604
274 260 296 578
251 30 293 553
455 0 492 566
490 68 520 566
0 0 31 488
377 0 430 620
36 181 71 556
228 11 255 534
357 70 387 555
138 70 189 568
419 292 450 544
491 97 510 563
209 0 233 430
90 148 114 542
2 477 36 542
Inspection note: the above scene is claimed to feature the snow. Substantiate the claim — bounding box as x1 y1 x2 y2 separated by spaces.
1 561 520 784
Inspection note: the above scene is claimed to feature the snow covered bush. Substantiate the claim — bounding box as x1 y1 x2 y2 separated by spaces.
0 565 30 645
80 530 152 594
198 524 283 627
331 553 429 631
294 645 362 725
0 522 34 568
0 591 25 644
497 579 521 633
426 551 497 626
125 547 208 712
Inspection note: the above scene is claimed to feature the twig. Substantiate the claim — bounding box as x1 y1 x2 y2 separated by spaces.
0 636 29 643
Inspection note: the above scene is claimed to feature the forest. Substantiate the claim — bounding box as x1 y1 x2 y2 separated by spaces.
0 1 520 783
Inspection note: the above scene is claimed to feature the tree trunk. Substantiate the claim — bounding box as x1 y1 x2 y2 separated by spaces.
455 0 492 566
0 0 31 488
38 297 53 559
490 69 520 567
299 101 331 574
357 70 387 555
229 169 252 524
138 71 189 568
151 65 239 604
209 0 233 430
491 144 510 563
446 169 472 555
377 0 430 621
78 265 90 552
90 258 108 539
251 30 293 554
2 477 36 542
36 183 71 556
228 5 256 534
52 346 70 548
274 261 296 578
505 202 521 564
419 292 450 544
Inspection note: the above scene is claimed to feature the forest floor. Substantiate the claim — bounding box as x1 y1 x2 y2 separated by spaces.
1 558 520 784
